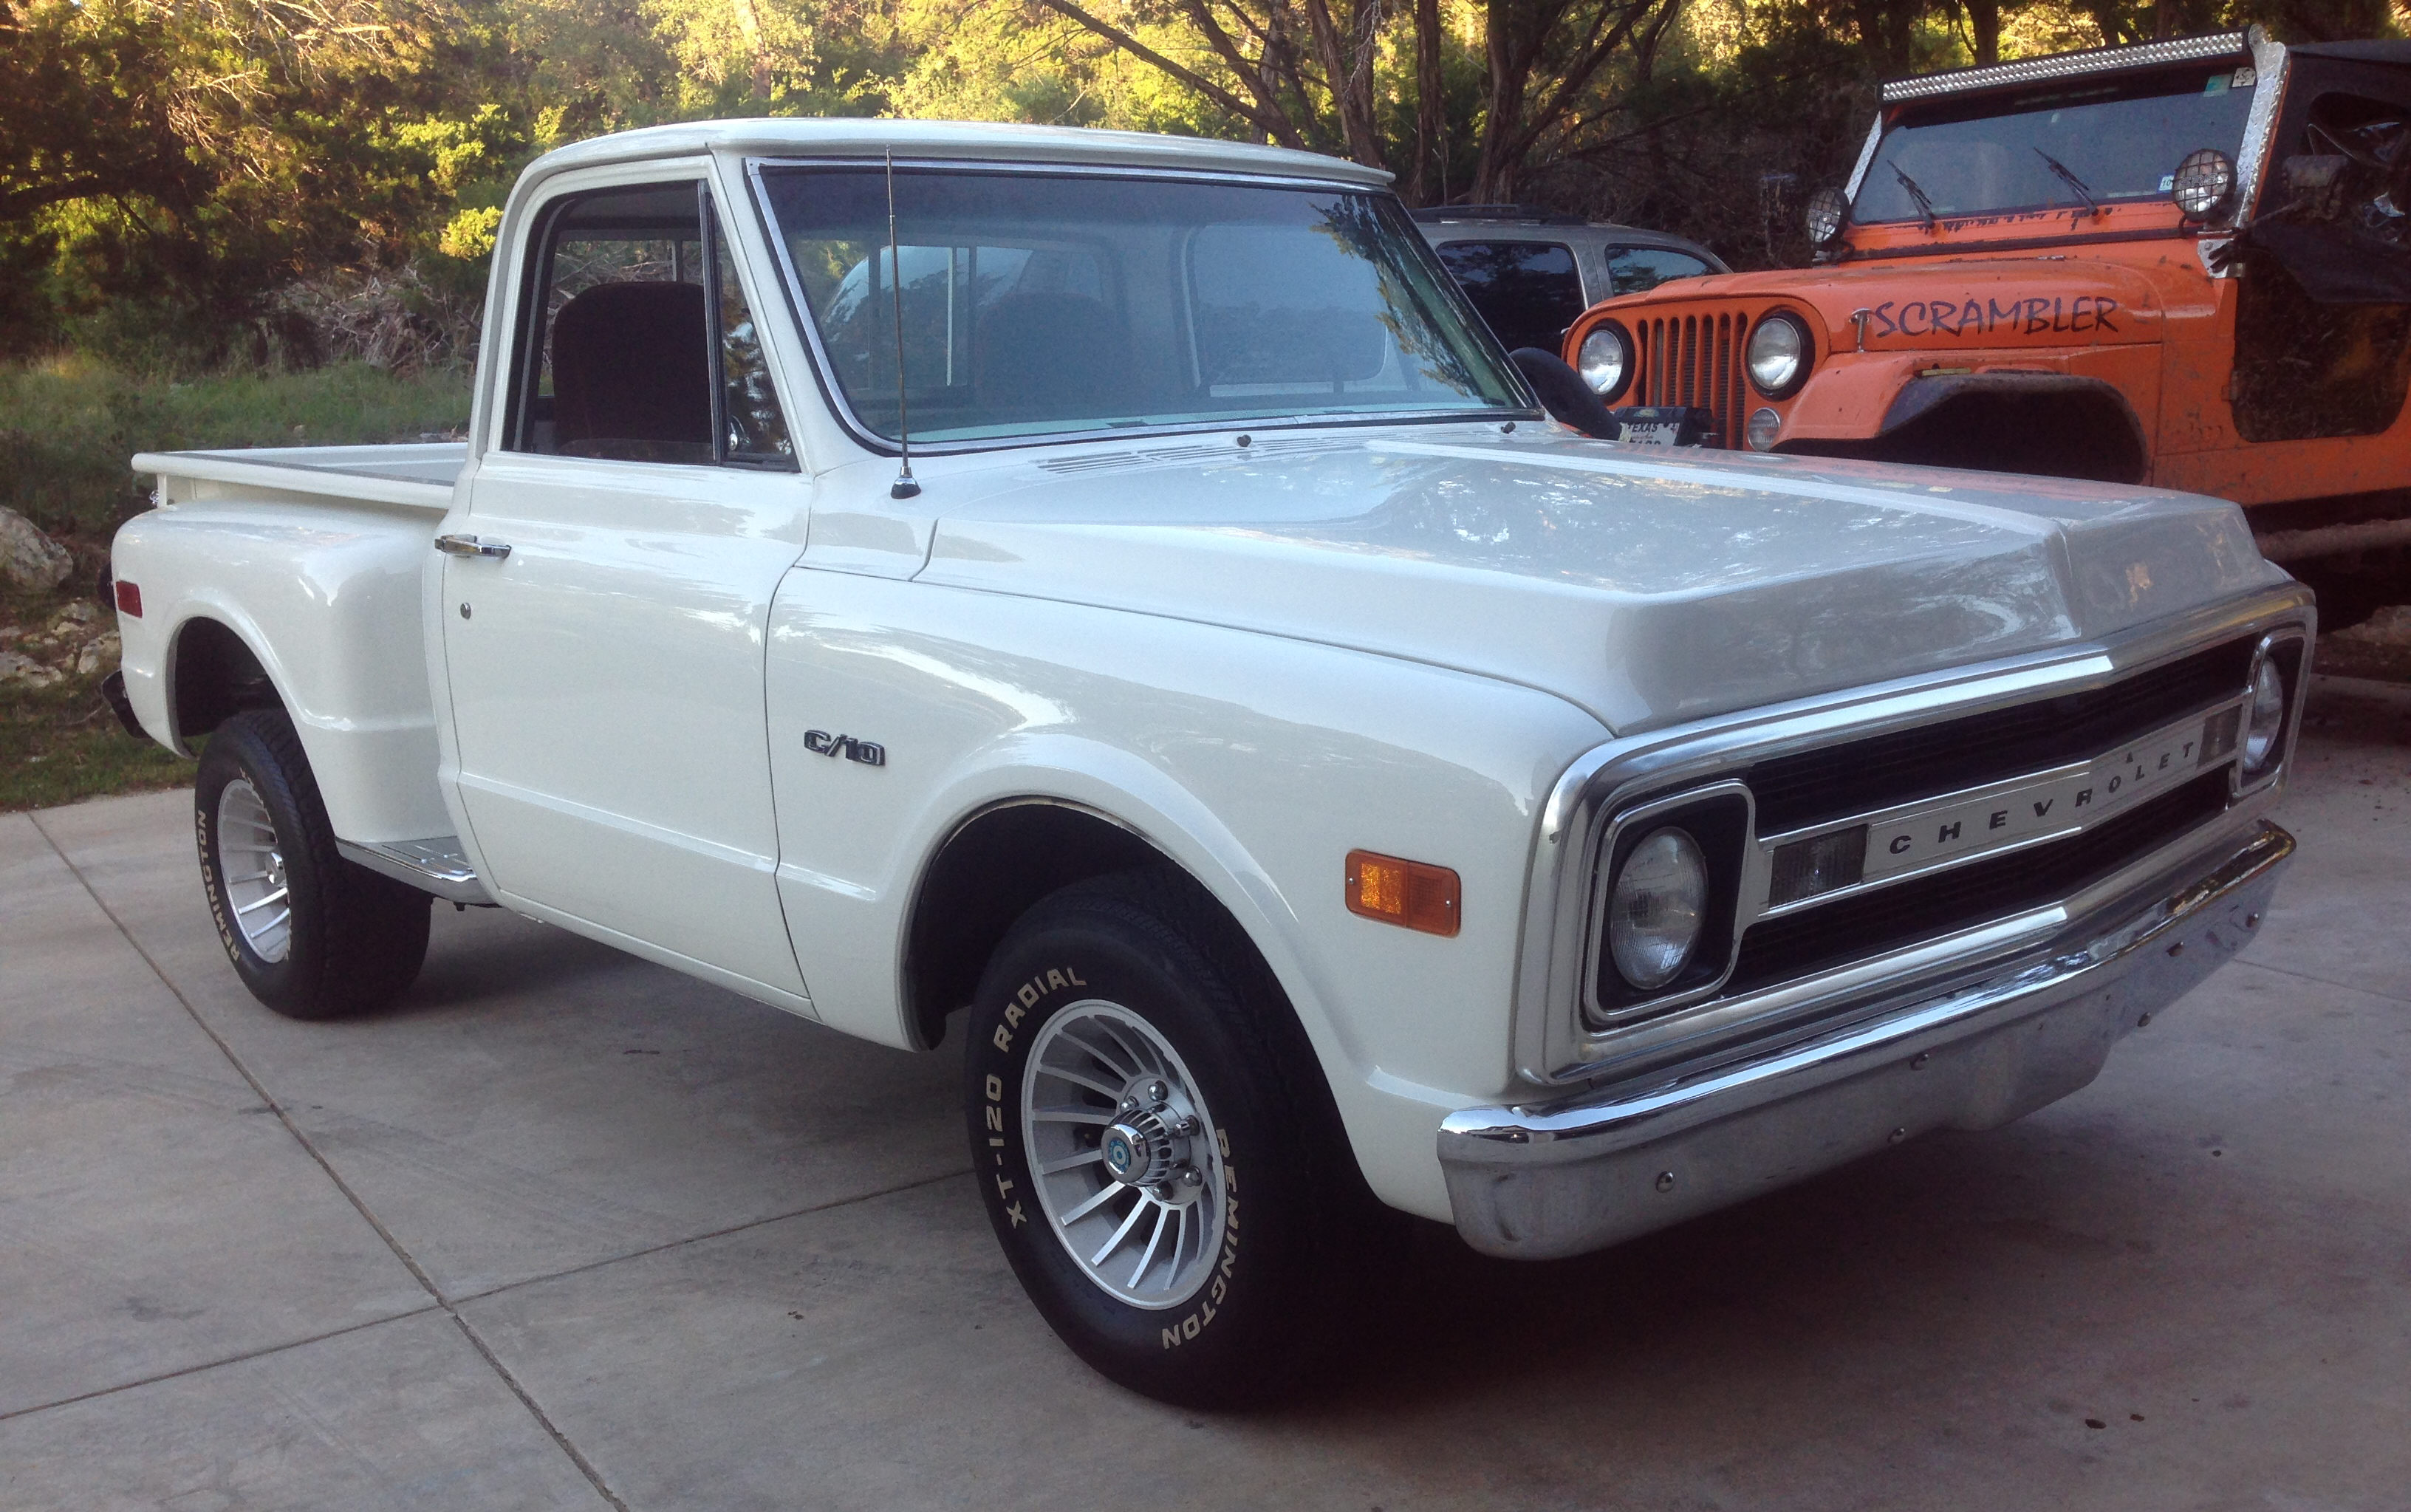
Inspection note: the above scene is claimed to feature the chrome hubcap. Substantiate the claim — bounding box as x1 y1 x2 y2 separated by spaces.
1022 1002 1224 1309
216 779 292 963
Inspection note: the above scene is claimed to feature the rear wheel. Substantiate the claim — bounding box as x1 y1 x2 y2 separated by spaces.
965 868 1399 1406
194 710 430 1019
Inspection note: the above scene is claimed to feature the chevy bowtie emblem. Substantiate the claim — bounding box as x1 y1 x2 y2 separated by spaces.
804 730 886 767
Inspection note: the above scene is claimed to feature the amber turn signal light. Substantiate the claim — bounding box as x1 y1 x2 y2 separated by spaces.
1344 849 1460 937
114 579 142 618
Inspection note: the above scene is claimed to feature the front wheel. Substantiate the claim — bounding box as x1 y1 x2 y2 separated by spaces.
965 869 1398 1406
194 710 430 1019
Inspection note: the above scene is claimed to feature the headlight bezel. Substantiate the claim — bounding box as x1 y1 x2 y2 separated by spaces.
2170 147 2237 221
1585 782 1751 1026
2234 630 2306 793
1576 321 1635 403
1745 310 1814 400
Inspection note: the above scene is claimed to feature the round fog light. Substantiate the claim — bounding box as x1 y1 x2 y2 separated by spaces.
1609 827 1709 991
2243 654 2285 773
2171 148 2237 219
1746 407 1782 451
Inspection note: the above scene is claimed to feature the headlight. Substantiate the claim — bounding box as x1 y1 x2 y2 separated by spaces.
1805 187 1850 247
1607 827 1709 991
1577 323 1633 402
2243 652 2286 775
2171 148 2237 219
1746 312 1811 398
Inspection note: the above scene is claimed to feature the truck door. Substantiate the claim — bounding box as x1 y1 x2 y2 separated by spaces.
441 173 813 1005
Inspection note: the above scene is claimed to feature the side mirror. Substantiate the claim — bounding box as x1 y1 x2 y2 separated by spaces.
1805 187 1850 248
1507 349 1618 439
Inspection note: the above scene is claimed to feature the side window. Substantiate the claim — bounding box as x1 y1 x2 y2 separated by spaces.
1603 246 1711 296
714 224 793 465
509 182 793 467
1433 240 1584 355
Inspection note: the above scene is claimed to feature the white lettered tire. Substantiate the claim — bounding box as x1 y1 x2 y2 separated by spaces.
965 868 1399 1406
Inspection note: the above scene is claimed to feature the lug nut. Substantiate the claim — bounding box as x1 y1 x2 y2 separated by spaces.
1888 1126 1907 1144
1173 1163 1203 1188
1145 1080 1169 1104
1174 1115 1201 1137
2138 1012 2152 1027
1911 1052 1930 1070
1654 1171 1676 1193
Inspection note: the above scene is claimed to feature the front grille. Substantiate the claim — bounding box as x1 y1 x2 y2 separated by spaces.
1726 770 2232 993
1748 635 2257 835
1632 311 1752 448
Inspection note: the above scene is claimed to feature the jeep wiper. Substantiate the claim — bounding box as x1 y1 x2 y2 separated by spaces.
1892 165 1939 232
2034 149 2101 219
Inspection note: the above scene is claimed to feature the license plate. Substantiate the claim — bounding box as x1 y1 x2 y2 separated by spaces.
1619 421 1683 445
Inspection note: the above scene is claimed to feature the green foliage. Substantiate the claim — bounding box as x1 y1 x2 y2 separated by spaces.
0 358 472 543
1 0 2402 364
0 670 194 813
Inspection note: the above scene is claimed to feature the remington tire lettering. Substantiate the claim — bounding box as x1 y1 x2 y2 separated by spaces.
962 866 1401 1408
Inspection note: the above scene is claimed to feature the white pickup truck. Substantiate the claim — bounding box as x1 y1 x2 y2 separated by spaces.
111 119 2311 1406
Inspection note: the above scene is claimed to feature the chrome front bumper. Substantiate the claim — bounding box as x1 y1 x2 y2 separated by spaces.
1439 822 2294 1259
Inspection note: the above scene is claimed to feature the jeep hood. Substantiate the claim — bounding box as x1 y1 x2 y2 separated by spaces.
1635 258 2168 350
914 428 2285 734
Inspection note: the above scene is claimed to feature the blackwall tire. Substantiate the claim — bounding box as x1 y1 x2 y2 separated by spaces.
194 710 430 1019
965 867 1401 1406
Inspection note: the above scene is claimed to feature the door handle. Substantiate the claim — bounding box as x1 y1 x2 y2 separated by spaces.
434 533 512 560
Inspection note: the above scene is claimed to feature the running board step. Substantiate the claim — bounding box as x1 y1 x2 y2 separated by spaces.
337 836 494 905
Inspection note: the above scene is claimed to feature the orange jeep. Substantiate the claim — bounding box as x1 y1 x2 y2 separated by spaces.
1561 28 2411 531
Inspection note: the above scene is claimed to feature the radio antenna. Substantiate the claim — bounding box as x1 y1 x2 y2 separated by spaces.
884 150 920 500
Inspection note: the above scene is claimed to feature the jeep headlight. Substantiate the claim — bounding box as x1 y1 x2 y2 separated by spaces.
1607 827 1709 991
1577 321 1633 402
1746 312 1812 398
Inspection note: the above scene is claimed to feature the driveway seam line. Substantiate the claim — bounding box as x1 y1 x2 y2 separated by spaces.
2231 954 2411 1005
26 811 630 1512
0 1306 442 1424
446 1166 973 1309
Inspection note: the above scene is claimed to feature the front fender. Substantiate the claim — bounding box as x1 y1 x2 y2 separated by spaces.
764 568 1610 1219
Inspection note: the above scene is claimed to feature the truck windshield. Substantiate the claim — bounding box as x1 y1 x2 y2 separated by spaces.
756 167 1527 445
1854 64 2257 225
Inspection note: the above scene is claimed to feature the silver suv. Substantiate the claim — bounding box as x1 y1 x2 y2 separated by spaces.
1415 207 1728 357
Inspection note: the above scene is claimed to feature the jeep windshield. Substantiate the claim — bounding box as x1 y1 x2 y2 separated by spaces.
756 166 1528 446
1853 64 2257 226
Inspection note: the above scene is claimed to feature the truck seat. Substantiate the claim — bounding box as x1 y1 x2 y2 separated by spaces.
974 293 1132 416
552 281 714 458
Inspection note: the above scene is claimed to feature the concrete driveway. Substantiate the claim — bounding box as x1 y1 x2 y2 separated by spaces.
4 678 2406 1511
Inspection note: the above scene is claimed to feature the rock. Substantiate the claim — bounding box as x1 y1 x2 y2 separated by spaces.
75 632 122 677
52 601 100 629
0 507 74 591
0 649 65 690
2333 605 2411 648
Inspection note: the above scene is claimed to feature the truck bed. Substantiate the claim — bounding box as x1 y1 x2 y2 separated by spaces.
130 442 465 512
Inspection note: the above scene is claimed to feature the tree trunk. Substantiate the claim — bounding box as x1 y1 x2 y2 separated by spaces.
1410 0 1444 205
1302 0 1389 170
730 0 771 106
1967 0 2000 66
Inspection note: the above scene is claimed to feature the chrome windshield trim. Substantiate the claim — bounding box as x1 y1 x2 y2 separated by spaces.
1511 582 2313 1087
741 156 1534 463
1842 115 1886 205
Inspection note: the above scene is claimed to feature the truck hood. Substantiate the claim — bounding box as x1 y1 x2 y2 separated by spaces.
1635 257 2168 352
914 428 2284 734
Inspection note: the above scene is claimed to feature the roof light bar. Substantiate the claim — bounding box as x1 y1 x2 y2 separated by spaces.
1881 29 2253 103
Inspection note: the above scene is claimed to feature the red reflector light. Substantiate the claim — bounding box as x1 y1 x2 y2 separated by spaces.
1344 849 1461 937
114 579 143 618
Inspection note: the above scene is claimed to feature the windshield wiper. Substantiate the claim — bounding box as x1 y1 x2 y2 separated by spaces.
1892 165 1939 232
2034 149 2101 219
